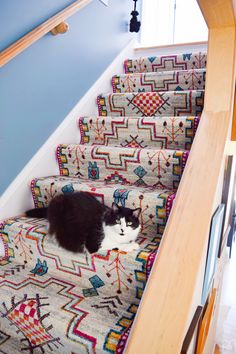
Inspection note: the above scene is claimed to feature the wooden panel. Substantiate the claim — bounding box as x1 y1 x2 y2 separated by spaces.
126 19 236 354
0 0 92 67
204 27 236 111
197 0 235 28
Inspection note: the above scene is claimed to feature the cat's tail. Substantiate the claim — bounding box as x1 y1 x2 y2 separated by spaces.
25 207 48 218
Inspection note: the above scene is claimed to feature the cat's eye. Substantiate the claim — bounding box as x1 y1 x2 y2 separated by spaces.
116 219 121 224
127 221 132 226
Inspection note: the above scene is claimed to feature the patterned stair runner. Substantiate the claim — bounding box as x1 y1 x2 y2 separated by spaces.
124 51 207 73
112 68 206 93
97 90 204 117
30 176 176 235
56 144 189 190
0 216 160 353
0 50 206 353
78 115 200 150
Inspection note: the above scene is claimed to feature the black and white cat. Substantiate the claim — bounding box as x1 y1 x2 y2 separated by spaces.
26 192 141 253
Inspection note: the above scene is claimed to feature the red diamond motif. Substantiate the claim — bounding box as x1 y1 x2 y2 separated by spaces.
131 93 165 116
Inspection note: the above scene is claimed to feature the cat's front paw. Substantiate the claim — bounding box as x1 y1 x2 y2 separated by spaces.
119 242 140 252
131 242 140 250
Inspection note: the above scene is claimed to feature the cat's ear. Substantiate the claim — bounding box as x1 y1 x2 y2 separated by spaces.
112 203 119 213
132 208 141 218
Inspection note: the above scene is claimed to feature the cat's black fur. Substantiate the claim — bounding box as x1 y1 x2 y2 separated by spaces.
25 192 141 253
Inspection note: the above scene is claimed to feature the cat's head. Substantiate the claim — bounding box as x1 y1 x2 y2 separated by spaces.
103 203 141 244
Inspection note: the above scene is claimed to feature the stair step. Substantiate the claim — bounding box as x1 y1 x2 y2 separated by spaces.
31 176 176 234
112 68 206 93
124 51 207 73
97 90 204 117
0 216 161 353
0 48 207 353
56 144 189 190
78 115 200 150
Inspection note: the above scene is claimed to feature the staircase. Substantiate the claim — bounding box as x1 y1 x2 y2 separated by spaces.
0 50 206 353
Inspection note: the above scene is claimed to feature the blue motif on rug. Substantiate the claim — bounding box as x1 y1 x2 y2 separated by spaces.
183 53 192 60
89 275 105 289
113 189 130 207
30 259 48 276
83 275 105 297
148 56 156 63
88 162 99 180
62 183 74 194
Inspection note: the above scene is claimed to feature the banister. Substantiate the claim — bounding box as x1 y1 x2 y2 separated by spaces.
0 0 92 68
125 0 236 353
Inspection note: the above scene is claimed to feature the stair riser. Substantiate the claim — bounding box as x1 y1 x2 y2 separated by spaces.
124 52 207 73
97 91 204 117
112 69 206 93
78 116 200 151
31 177 176 235
57 145 189 190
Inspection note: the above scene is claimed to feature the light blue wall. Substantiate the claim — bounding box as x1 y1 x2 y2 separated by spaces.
0 0 139 195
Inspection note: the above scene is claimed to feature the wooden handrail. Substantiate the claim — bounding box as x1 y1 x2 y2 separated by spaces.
0 0 92 67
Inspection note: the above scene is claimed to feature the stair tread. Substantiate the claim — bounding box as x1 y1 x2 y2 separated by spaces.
112 68 206 93
124 51 207 73
56 144 189 190
0 216 160 353
78 115 200 150
31 175 176 234
97 90 204 117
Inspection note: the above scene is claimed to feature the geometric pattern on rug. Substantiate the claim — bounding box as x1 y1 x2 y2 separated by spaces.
0 225 15 266
78 116 200 151
112 68 206 93
0 50 206 353
56 144 189 190
30 177 176 235
0 293 62 353
0 217 160 353
124 51 207 73
97 90 204 117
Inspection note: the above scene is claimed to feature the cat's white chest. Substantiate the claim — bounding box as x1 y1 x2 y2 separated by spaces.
100 219 140 252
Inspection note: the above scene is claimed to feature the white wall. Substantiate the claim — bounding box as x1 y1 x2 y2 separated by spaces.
141 0 208 46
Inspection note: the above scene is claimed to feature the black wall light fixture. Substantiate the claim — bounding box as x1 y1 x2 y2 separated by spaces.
129 0 141 33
